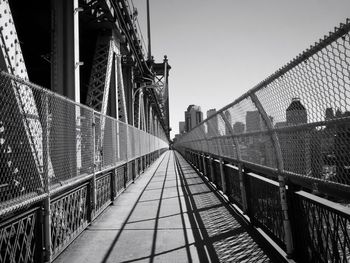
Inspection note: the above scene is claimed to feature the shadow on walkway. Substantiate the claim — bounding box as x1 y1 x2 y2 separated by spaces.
174 152 277 263
54 151 278 263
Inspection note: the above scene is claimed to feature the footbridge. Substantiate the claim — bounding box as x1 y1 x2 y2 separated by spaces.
0 1 349 262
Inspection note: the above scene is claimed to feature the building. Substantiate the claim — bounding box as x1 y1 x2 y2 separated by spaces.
207 109 218 136
185 105 203 132
286 98 308 124
246 111 263 132
233 122 245 134
224 110 233 135
179 121 185 134
281 98 310 175
322 108 350 184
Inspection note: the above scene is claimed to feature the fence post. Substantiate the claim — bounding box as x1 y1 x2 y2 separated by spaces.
110 169 116 203
209 155 215 183
42 93 51 263
250 92 294 257
219 158 227 194
238 163 248 214
91 113 97 220
197 153 201 170
202 154 207 176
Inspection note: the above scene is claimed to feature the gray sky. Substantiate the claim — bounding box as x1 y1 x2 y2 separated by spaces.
131 0 350 138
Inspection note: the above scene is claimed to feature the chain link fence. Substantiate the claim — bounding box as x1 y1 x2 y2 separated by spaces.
0 71 168 214
175 19 350 193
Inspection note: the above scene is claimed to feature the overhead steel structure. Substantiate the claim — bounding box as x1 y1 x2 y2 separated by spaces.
0 1 169 262
0 0 170 138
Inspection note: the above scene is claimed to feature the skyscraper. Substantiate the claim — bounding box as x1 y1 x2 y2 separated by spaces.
246 111 263 132
185 105 203 132
224 110 233 135
233 122 245 134
207 109 218 136
282 98 310 175
179 121 185 134
286 98 307 124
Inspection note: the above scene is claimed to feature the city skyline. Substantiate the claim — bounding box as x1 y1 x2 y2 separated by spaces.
131 0 350 138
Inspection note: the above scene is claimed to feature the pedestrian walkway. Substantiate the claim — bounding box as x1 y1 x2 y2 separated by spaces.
54 151 279 263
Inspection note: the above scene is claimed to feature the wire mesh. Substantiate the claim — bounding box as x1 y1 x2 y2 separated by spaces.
0 71 168 214
175 19 350 190
96 173 111 214
0 76 44 209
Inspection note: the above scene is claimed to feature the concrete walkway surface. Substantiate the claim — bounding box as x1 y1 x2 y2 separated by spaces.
54 151 278 263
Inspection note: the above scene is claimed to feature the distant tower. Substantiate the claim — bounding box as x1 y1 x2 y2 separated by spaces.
286 98 307 125
179 121 185 134
283 98 310 175
233 122 245 134
185 105 203 132
246 111 262 132
207 109 218 136
224 111 233 135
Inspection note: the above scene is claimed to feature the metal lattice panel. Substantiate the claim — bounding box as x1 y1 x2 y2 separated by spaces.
0 208 39 263
96 174 111 214
293 192 350 262
50 186 88 258
249 175 285 248
116 164 126 194
86 34 114 113
223 165 242 207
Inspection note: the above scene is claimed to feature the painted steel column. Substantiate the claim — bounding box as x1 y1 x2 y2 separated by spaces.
250 92 294 256
51 0 78 100
115 51 128 123
73 0 80 102
51 0 78 180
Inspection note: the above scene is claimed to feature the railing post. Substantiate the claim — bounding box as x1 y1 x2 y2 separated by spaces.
209 155 215 183
196 152 200 171
238 163 248 213
111 169 116 202
250 92 294 257
42 93 51 263
244 171 254 225
219 158 227 194
91 113 97 219
202 154 207 176
140 155 143 173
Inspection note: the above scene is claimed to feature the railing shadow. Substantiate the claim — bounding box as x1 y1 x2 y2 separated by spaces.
174 152 278 262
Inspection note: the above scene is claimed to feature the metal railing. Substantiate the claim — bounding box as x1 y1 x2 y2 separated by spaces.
0 71 168 262
175 19 350 262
